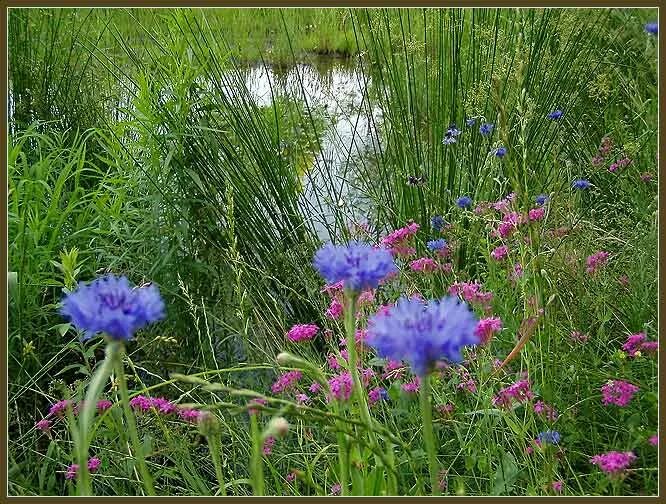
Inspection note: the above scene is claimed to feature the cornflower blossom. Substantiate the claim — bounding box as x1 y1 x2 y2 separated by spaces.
466 118 476 126
286 324 319 343
431 215 446 232
479 122 494 135
60 274 165 341
367 296 479 376
96 400 113 412
35 419 51 432
49 400 75 418
495 146 507 158
248 398 268 416
325 298 343 319
263 436 276 455
474 317 502 345
329 372 354 401
456 196 473 209
528 207 545 222
535 194 549 206
492 379 534 408
572 179 591 190
271 371 303 394
427 238 448 253
536 430 561 445
570 330 589 344
442 124 461 145
547 110 564 120
401 376 421 394
314 241 398 291
645 21 658 35
586 251 609 274
490 245 508 261
409 257 440 273
601 380 639 407
590 451 636 475
533 401 558 421
380 222 420 257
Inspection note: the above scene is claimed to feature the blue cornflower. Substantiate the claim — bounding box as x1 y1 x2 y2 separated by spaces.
442 124 461 145
313 241 397 292
465 118 476 127
535 194 549 206
431 215 446 231
367 296 479 376
479 123 494 136
547 109 564 120
442 136 457 145
456 196 473 209
495 146 507 158
379 388 390 401
60 275 165 341
645 21 658 35
572 179 591 190
427 238 447 251
537 430 561 445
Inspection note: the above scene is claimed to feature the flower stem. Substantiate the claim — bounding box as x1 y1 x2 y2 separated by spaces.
419 374 440 496
249 413 265 496
207 434 227 496
76 340 118 496
113 347 155 496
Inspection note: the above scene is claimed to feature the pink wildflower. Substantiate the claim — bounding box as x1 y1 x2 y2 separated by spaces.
570 330 588 344
357 290 375 306
649 435 658 446
622 332 646 357
436 403 455 418
361 368 376 387
474 317 502 345
96 400 113 412
48 399 74 418
401 376 420 394
551 480 563 493
590 451 636 475
330 483 342 496
286 323 319 342
151 397 177 415
35 419 51 432
295 393 310 405
308 382 321 394
329 372 354 401
586 251 609 274
129 395 152 411
248 398 268 416
381 222 420 256
272 370 303 394
601 380 639 407
490 245 508 261
492 379 533 408
263 436 276 455
641 341 658 355
528 207 545 222
382 359 405 380
178 408 201 423
409 257 440 272
640 172 653 182
326 298 344 319
87 457 101 473
457 369 477 394
286 471 297 483
65 464 79 480
533 400 558 421
368 387 385 405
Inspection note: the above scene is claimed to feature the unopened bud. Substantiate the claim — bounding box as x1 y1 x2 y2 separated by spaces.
268 417 289 437
197 410 221 437
276 352 291 366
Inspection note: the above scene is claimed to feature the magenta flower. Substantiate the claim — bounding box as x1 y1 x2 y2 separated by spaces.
528 207 545 222
272 371 303 394
409 257 440 272
295 393 310 405
456 369 477 393
49 399 75 418
590 451 636 475
35 419 51 432
65 464 79 480
533 400 558 421
248 398 268 416
286 323 319 343
87 457 101 473
649 435 658 446
586 251 609 274
330 483 342 496
551 480 563 493
401 376 420 394
381 222 420 257
601 380 639 407
570 330 588 344
493 379 534 408
178 408 201 423
357 289 375 306
326 298 344 319
96 399 113 412
263 436 276 455
309 382 322 394
490 245 508 261
329 372 354 401
474 317 502 345
436 403 455 418
129 395 153 411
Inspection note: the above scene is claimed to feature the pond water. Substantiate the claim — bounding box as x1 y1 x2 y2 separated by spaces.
237 57 381 240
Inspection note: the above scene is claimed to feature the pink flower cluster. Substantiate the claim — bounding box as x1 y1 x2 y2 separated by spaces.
590 451 636 475
65 457 101 480
608 156 631 173
474 317 502 345
601 380 639 407
585 251 609 274
436 403 455 418
456 369 477 394
409 257 440 272
495 211 524 239
368 387 384 405
533 400 558 421
490 245 508 261
382 359 405 380
448 281 493 310
622 332 658 357
271 371 303 394
381 222 420 256
492 379 534 408
248 398 268 415
329 372 353 401
492 193 516 214
528 207 545 222
129 395 177 414
591 136 613 166
570 330 589 344
263 436 276 455
286 323 319 342
401 376 420 394
325 298 343 319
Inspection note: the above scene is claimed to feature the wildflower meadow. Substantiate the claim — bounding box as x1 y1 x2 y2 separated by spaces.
7 7 659 497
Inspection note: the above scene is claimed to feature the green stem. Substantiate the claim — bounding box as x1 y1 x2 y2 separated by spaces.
419 374 439 496
249 413 264 496
76 340 118 496
207 434 227 496
113 347 155 496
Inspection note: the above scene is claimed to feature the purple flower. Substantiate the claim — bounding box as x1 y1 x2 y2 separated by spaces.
465 118 476 127
547 110 563 120
495 146 507 158
479 123 494 136
427 239 447 251
535 194 549 206
313 242 397 292
60 275 165 341
367 296 479 376
536 430 561 445
601 380 639 407
286 324 319 342
430 215 446 232
590 451 636 475
645 21 658 35
456 196 473 209
272 371 303 394
572 179 591 190
35 419 51 432
329 372 353 401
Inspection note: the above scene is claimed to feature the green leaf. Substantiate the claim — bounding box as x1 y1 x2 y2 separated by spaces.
491 450 520 495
